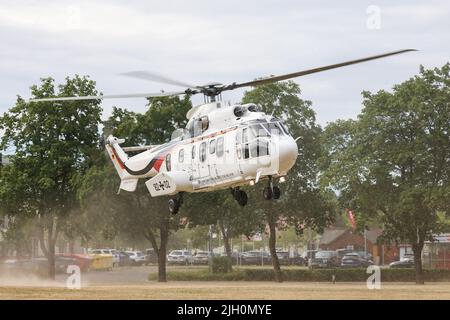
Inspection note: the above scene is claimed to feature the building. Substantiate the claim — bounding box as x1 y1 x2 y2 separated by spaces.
319 227 403 265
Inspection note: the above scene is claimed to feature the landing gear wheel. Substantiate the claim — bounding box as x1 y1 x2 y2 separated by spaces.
273 186 281 200
263 186 273 200
237 190 248 206
168 198 180 215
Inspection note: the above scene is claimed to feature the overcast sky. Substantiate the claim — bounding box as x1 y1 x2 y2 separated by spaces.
0 0 449 127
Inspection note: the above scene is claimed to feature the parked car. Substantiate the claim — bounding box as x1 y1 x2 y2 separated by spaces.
310 250 340 268
302 250 317 265
125 251 146 266
340 253 373 268
220 251 240 264
56 253 92 272
275 251 290 265
118 251 132 266
356 251 373 261
336 248 354 261
54 256 79 273
389 258 415 268
290 253 307 266
192 251 210 265
144 248 158 265
89 249 120 267
240 251 271 265
167 250 194 265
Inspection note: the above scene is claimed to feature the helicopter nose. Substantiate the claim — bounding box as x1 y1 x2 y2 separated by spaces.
277 137 298 173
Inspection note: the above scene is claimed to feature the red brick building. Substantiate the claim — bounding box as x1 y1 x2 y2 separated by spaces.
319 227 401 265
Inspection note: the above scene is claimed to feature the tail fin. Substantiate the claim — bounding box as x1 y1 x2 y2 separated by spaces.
105 135 138 192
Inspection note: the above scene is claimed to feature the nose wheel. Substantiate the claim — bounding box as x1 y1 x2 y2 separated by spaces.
263 176 281 200
231 188 248 206
168 192 183 215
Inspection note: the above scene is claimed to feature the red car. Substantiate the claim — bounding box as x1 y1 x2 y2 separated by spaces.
56 253 92 272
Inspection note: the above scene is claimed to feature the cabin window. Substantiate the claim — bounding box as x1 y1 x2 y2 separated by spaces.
236 130 242 144
198 116 209 133
209 139 216 154
166 153 171 171
243 144 250 159
216 137 224 157
242 128 250 159
250 140 269 157
192 145 196 160
186 119 195 138
179 149 184 163
199 142 207 162
242 128 248 143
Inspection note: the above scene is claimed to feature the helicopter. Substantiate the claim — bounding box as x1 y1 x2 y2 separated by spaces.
29 49 416 214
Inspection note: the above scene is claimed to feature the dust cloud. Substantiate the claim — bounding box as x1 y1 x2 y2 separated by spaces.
0 270 65 288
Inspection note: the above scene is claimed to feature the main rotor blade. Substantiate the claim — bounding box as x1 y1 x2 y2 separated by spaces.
28 91 185 103
230 49 417 89
120 71 197 88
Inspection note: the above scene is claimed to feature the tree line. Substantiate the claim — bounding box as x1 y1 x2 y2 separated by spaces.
1 64 449 284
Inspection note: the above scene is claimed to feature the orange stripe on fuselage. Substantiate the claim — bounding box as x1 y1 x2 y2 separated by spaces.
110 146 125 170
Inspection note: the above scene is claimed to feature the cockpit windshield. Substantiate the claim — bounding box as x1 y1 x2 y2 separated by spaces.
245 120 287 138
249 124 270 138
261 122 282 136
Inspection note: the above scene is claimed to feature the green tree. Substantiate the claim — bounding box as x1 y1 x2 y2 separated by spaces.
242 81 336 282
322 64 450 284
0 76 102 278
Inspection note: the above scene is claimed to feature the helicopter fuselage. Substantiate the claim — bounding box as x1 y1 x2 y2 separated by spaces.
105 101 298 196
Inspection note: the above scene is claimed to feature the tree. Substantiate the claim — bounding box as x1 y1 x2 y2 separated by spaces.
0 76 102 278
322 64 450 284
242 81 336 282
80 96 192 282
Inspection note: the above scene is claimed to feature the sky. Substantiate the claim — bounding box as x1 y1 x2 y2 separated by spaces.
0 0 449 127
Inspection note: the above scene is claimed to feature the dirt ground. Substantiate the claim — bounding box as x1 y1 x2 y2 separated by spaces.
2 281 450 300
1 266 450 300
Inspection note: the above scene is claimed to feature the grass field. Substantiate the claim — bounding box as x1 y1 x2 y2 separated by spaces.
1 281 450 300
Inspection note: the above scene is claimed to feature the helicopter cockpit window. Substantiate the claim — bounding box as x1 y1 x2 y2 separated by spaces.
249 124 270 138
242 128 250 159
279 122 289 135
200 116 209 132
186 119 195 138
236 130 242 144
242 128 248 143
261 122 282 136
237 124 270 160
250 139 269 157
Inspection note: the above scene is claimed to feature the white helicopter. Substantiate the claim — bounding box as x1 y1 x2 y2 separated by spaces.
30 49 415 214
